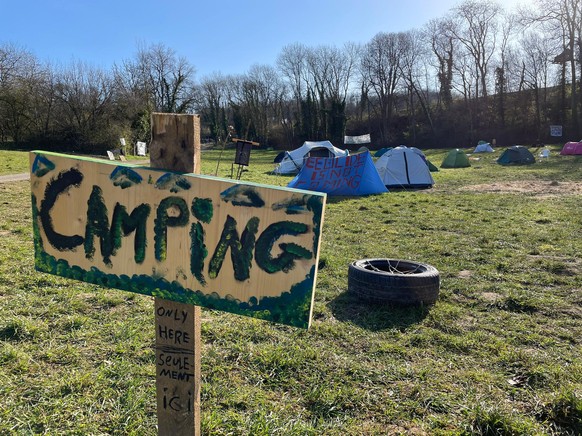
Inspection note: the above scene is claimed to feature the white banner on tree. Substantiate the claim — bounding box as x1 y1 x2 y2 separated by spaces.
344 134 371 144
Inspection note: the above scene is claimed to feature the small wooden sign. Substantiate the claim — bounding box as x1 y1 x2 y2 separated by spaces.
29 151 325 329
155 298 200 432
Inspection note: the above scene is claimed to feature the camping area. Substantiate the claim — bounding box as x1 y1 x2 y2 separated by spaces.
1 145 580 435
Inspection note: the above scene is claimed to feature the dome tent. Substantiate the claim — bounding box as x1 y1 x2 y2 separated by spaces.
273 151 286 163
408 146 439 172
374 147 392 157
273 140 348 174
560 141 582 155
497 146 535 165
287 151 387 196
474 141 494 153
441 149 471 168
374 146 434 189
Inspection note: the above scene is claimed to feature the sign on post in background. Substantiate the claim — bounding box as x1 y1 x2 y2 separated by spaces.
29 151 325 329
550 125 563 137
136 141 147 156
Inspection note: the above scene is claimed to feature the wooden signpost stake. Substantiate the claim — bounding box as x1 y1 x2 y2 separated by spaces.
29 115 325 434
150 113 201 435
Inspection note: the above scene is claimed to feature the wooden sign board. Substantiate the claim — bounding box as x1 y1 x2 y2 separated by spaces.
30 151 326 329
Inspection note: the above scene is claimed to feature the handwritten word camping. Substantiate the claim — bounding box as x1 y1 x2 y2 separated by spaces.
29 151 325 328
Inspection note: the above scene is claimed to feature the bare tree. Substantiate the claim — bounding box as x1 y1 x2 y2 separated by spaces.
128 42 197 114
524 0 582 135
226 65 287 145
518 31 555 134
53 61 116 151
425 18 457 109
27 63 57 143
400 30 435 142
450 0 502 98
360 32 405 143
492 11 519 129
197 73 230 143
244 64 286 144
0 43 44 144
297 44 358 143
277 44 309 112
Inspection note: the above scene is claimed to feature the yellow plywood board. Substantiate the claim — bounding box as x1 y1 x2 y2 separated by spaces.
30 151 326 328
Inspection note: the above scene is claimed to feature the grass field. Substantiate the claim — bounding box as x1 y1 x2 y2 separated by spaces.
1 146 581 435
0 150 31 175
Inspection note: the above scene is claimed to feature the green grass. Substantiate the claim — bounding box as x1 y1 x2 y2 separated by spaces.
1 146 581 434
0 150 32 175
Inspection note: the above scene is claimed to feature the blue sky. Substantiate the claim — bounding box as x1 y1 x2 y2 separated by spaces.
2 0 526 79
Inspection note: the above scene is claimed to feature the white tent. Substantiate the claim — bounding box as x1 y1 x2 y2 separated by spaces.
409 146 428 159
273 140 348 174
374 146 434 189
474 142 494 153
408 146 439 172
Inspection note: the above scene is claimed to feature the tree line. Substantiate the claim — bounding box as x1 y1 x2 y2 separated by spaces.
1 0 580 154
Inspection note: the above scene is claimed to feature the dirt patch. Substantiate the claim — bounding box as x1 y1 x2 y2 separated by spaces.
480 292 502 302
463 180 582 196
0 173 29 183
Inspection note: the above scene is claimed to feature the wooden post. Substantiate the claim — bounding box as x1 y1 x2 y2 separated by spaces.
30 116 325 432
150 113 201 435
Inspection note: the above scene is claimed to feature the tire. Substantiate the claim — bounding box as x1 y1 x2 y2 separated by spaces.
347 258 440 305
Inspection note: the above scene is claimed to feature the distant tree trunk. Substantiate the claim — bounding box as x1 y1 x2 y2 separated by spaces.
495 66 506 128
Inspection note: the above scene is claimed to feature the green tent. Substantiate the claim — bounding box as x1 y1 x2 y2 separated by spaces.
426 159 439 172
497 146 535 166
441 149 470 168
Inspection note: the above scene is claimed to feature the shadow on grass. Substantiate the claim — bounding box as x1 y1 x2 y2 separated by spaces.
264 171 295 177
328 291 431 332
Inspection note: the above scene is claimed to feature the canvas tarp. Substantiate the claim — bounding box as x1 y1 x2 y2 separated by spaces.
560 141 582 155
274 140 348 174
287 151 388 196
374 146 434 189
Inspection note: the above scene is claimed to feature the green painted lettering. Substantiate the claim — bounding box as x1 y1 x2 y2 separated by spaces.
190 222 207 285
111 203 151 264
191 197 213 223
84 187 150 265
154 197 189 261
84 186 112 263
208 215 259 281
255 221 312 273
39 168 84 250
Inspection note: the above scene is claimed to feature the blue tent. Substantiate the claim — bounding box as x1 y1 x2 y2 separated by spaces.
287 151 388 196
374 147 392 157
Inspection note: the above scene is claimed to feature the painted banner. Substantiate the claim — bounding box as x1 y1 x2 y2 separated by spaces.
29 151 326 328
287 151 388 196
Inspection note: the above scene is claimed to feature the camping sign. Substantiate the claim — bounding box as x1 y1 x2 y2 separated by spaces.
29 151 326 329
